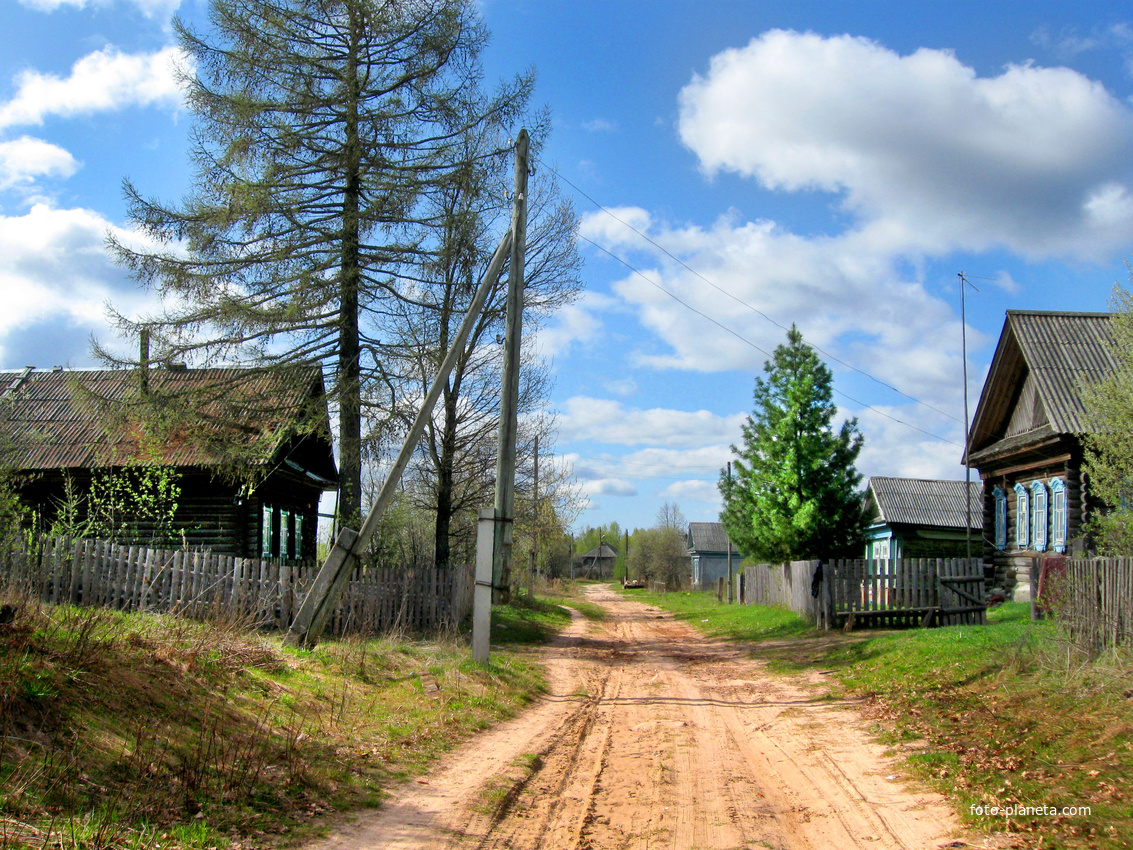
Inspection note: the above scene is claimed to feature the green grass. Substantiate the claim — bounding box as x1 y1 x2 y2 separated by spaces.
489 595 573 646
639 593 1133 848
0 592 560 850
627 588 815 641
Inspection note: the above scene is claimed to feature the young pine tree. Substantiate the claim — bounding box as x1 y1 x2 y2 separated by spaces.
719 325 865 562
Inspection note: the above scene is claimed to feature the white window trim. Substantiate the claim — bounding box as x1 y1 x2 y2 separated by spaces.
1031 481 1048 552
1014 482 1030 550
993 487 1007 550
1050 478 1068 553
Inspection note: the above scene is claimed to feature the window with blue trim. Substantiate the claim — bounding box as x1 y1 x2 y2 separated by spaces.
1050 478 1068 552
1014 482 1029 550
993 487 1007 550
1031 481 1048 551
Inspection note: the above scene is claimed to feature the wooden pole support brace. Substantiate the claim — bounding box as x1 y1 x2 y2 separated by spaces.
284 526 360 649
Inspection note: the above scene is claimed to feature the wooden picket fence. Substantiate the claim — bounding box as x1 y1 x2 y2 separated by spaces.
0 535 473 636
1037 557 1133 655
740 558 986 630
819 558 986 629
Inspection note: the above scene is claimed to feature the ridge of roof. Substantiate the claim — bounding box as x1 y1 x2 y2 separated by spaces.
1005 309 1110 318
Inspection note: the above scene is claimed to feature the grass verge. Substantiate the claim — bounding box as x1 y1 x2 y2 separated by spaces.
0 592 563 850
638 589 1133 849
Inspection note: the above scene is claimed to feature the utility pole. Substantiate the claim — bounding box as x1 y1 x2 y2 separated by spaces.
727 461 734 603
529 433 539 597
492 130 529 605
624 528 629 583
285 229 513 649
959 272 979 561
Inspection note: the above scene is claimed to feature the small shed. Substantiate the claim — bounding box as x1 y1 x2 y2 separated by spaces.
575 541 617 579
687 521 742 589
965 310 1115 598
863 477 983 561
1 363 337 560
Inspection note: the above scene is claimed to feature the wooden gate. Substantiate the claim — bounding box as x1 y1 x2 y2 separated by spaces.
819 558 986 630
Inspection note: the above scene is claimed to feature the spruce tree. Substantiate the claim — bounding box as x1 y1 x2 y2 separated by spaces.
719 325 865 561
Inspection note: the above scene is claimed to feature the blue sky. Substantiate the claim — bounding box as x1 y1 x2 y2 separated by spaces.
2 0 1133 535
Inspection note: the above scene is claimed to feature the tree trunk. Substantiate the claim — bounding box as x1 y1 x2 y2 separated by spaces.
338 7 364 529
433 384 459 569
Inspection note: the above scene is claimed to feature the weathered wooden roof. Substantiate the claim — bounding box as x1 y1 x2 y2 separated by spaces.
579 542 618 560
967 311 1115 460
866 477 982 530
687 521 738 554
0 363 336 481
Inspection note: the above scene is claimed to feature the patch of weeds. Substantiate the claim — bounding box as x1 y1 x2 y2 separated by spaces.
0 591 552 850
489 597 572 646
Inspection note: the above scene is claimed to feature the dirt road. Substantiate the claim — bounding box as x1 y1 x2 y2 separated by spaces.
307 585 966 849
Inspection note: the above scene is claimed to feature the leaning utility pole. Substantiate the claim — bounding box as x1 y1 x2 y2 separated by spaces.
491 129 529 605
284 204 516 649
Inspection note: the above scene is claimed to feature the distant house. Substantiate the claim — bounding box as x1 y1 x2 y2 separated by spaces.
687 521 742 589
863 477 983 562
575 541 617 579
0 363 338 560
965 310 1115 598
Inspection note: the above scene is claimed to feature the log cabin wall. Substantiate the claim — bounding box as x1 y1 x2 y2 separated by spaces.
977 438 1087 598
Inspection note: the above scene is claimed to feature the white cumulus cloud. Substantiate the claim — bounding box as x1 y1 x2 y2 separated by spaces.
17 0 181 17
0 136 78 189
0 203 161 366
557 397 746 449
678 29 1133 261
0 45 188 130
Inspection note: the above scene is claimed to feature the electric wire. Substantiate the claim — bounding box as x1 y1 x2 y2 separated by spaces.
543 158 965 428
576 232 964 448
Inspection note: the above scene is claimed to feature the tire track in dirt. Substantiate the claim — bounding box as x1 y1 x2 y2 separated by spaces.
304 585 968 850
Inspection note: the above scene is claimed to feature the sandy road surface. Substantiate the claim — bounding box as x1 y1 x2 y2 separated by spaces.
307 585 967 850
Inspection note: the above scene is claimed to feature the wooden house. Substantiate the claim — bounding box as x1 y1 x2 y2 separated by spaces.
575 541 617 579
0 363 337 560
687 521 742 589
863 477 983 562
965 310 1115 598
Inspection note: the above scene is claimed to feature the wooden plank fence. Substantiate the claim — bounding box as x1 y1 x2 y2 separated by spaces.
738 560 820 620
0 535 473 636
740 558 986 630
1038 557 1133 655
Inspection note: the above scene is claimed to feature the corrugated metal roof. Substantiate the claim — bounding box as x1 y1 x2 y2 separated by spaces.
1008 311 1116 435
0 364 331 472
967 310 1116 460
867 477 982 530
687 521 735 553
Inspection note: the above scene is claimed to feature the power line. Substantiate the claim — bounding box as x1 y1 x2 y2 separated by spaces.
543 158 964 427
576 232 963 447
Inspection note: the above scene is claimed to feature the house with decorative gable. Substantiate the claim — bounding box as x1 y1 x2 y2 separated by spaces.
964 310 1115 599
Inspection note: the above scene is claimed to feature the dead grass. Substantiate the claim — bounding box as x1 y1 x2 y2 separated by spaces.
0 590 546 850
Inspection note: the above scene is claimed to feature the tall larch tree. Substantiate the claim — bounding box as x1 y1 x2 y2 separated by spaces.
106 0 527 528
719 325 865 562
